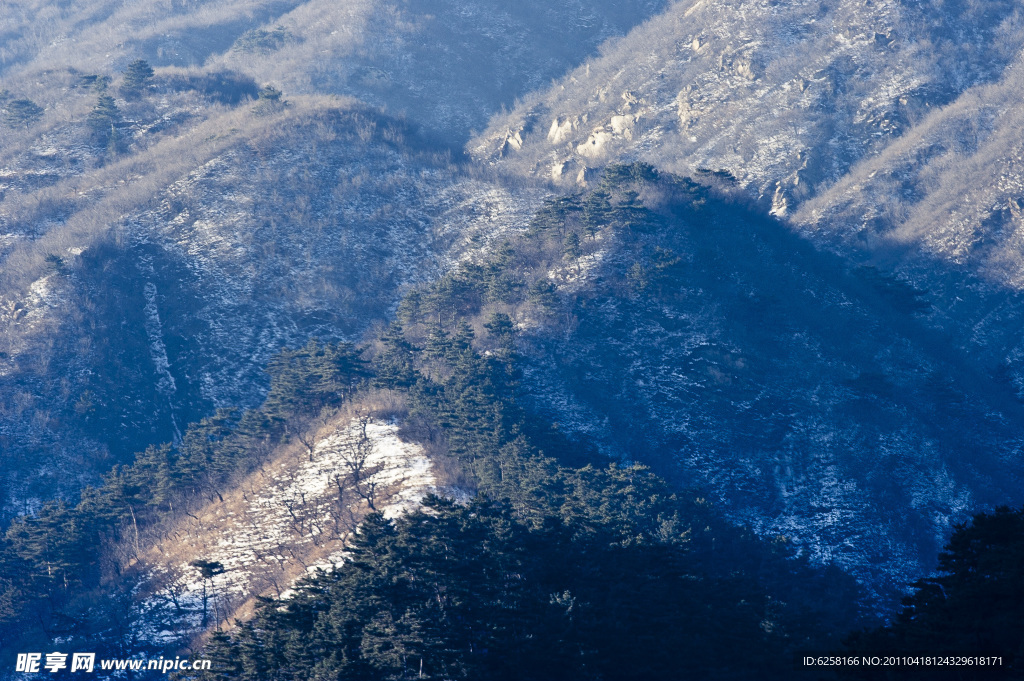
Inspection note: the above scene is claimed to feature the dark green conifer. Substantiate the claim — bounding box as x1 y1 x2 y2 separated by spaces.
252 84 286 114
121 59 154 96
372 324 419 390
3 98 43 127
582 187 612 229
842 506 1024 679
527 278 559 311
563 232 582 274
484 311 514 340
87 94 122 152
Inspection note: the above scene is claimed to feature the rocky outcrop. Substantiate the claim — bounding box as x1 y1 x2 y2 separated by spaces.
472 0 1023 215
577 128 614 158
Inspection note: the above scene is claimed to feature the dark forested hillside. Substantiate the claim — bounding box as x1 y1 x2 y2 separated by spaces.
4 161 1024 677
376 164 1024 604
5 0 1024 677
185 495 848 681
840 506 1024 680
0 257 863 677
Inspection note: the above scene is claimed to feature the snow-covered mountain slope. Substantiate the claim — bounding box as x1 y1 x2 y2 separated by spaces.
132 412 435 651
0 0 666 142
516 185 1024 604
469 0 1024 309
400 169 1024 605
474 0 1023 206
4 0 1024 624
467 0 1024 461
0 93 545 520
0 0 662 517
798 58 1024 282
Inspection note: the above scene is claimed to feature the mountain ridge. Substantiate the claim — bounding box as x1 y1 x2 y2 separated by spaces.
2 0 1024 671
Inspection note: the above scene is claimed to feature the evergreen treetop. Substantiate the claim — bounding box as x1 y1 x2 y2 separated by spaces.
2 98 43 127
121 59 154 92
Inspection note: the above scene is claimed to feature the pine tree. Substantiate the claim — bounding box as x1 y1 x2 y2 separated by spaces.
842 506 1024 679
263 341 366 422
563 232 582 275
485 242 520 303
372 325 419 391
175 410 239 499
582 188 612 231
87 94 119 129
253 85 285 114
3 98 43 127
527 278 559 311
198 630 243 681
484 312 514 341
87 94 122 150
121 59 154 97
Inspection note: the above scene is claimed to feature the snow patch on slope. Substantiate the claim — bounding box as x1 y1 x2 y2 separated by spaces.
132 420 434 649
